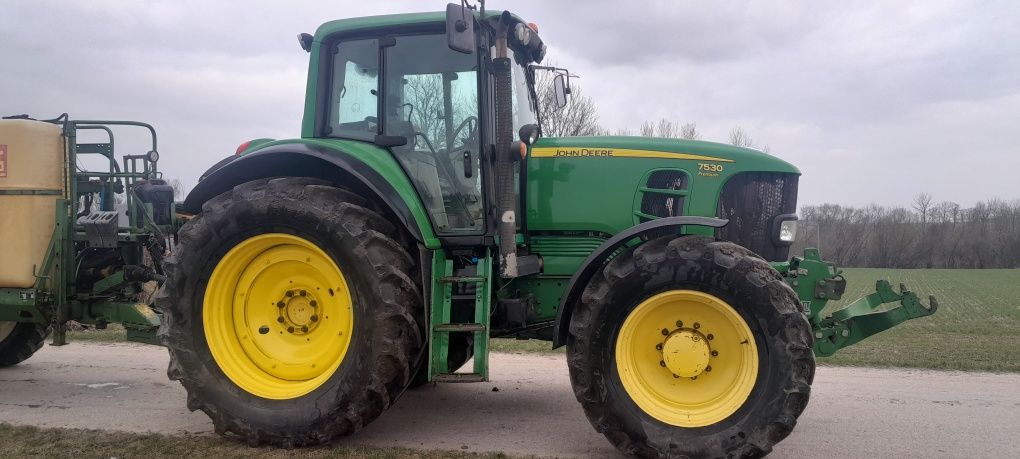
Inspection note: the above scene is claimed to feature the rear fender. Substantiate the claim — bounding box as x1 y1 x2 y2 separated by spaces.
182 141 439 248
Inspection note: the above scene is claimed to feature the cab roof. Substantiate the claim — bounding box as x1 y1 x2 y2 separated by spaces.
313 10 526 42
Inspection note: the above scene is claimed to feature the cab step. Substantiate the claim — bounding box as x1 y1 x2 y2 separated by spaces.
433 323 486 333
428 249 492 383
432 373 485 383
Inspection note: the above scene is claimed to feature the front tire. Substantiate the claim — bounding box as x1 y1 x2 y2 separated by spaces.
567 235 814 458
157 177 423 446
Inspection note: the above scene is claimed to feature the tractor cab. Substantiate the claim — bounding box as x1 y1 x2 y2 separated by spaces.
306 6 551 240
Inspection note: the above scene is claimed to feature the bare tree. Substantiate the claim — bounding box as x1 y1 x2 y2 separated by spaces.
728 127 755 148
913 193 933 228
638 119 701 140
535 64 603 137
680 122 700 140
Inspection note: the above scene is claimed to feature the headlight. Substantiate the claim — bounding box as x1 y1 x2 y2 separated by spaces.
779 219 797 243
514 23 532 46
146 150 160 163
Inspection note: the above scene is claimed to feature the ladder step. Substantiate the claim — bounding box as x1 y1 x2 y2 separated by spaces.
433 323 486 333
433 373 485 383
440 276 485 284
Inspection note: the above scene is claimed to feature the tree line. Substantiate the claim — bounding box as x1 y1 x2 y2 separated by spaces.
792 195 1020 268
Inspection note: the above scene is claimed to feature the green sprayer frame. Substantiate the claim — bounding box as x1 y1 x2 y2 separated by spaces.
0 119 170 344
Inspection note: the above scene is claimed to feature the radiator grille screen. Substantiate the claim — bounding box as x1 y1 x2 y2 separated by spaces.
716 172 798 261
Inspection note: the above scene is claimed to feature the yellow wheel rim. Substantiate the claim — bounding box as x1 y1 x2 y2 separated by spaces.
204 233 354 400
615 290 758 427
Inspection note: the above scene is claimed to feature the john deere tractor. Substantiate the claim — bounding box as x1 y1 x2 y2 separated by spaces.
157 4 937 457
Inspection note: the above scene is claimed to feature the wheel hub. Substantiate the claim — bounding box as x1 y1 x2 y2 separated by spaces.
278 289 320 334
662 329 710 378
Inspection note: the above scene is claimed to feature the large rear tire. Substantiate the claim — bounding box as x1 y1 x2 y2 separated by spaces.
0 322 49 367
567 235 814 458
157 177 423 446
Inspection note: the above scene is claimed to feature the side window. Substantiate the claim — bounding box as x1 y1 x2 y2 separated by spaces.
330 39 379 139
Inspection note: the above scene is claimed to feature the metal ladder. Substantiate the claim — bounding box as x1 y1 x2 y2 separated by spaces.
428 249 492 383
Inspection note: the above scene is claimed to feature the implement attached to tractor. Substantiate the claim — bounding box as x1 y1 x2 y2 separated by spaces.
0 3 935 458
0 114 173 359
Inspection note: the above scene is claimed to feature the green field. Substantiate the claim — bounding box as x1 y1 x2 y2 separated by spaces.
813 268 1020 372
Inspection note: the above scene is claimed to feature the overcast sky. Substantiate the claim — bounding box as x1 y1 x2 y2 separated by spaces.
3 0 1017 208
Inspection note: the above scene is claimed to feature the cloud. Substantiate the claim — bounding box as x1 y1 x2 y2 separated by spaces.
1 0 1017 207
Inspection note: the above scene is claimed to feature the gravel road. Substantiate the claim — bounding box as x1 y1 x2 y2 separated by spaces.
1 342 1017 458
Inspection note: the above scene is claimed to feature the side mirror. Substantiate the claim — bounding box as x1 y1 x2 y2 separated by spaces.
553 74 568 108
446 3 475 54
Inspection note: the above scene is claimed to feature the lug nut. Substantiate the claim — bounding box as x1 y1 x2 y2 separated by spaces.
286 291 294 297
705 366 712 372
659 360 666 367
309 300 317 307
276 301 285 308
310 315 318 322
675 320 684 328
258 326 269 335
706 334 714 340
711 350 719 357
287 326 295 333
277 317 285 323
299 290 307 296
693 322 701 329
661 328 669 336
301 326 309 332
655 343 663 351
673 374 679 379
692 376 698 380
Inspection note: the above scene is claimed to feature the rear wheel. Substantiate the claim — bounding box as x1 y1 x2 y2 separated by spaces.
158 177 423 446
0 322 49 367
567 235 814 458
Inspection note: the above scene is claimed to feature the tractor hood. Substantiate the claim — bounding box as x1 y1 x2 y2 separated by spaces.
529 136 800 175
524 135 802 259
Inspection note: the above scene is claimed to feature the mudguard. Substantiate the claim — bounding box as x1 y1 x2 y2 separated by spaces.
182 142 438 247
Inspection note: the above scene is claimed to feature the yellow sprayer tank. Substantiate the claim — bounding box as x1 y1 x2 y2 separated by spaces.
0 119 65 288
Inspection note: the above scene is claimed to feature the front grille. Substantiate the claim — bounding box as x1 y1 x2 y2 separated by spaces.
716 172 798 261
638 170 688 222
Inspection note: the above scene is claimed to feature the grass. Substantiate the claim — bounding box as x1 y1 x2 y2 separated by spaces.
0 423 532 459
65 269 1019 372
814 268 1020 372
67 323 128 343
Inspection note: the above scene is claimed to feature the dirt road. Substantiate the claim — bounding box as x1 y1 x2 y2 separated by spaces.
1 343 1017 458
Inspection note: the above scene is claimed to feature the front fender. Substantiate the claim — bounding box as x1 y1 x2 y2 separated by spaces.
551 216 729 348
182 140 440 248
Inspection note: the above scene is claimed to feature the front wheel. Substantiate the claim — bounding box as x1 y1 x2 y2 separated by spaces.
157 178 423 446
567 236 814 458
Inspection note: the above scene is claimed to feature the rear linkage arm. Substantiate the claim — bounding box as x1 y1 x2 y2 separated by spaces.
773 248 938 357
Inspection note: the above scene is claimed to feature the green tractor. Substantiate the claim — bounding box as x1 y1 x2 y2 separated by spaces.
0 114 172 359
150 4 937 458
